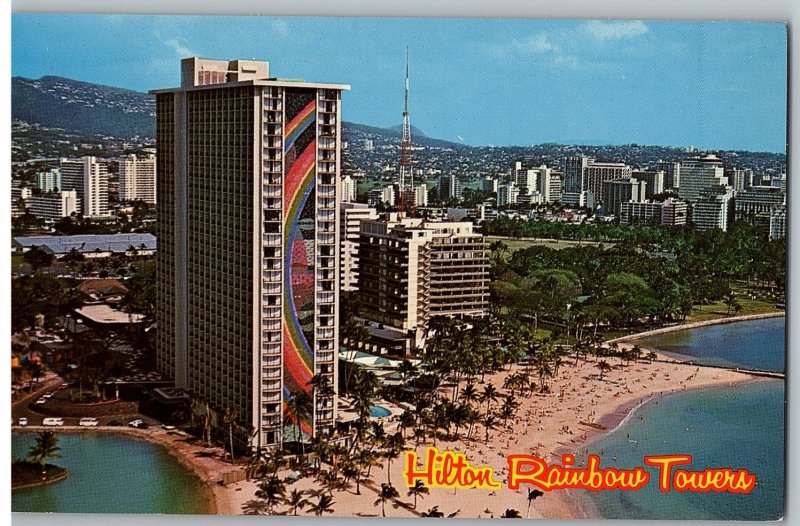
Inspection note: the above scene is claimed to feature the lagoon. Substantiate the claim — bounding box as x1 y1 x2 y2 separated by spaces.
12 433 211 514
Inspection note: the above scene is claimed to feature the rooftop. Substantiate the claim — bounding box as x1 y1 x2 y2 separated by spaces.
13 233 156 255
74 304 145 325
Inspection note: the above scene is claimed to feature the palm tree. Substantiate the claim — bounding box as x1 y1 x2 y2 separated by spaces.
222 406 238 464
245 448 266 480
526 488 544 518
398 410 416 439
596 360 612 380
383 432 405 485
27 431 61 475
465 405 481 440
241 499 270 515
397 359 418 384
263 447 286 478
407 480 429 509
483 414 499 444
284 489 308 516
630 344 642 364
308 373 334 413
308 494 335 516
460 382 479 407
501 508 522 518
421 506 445 517
285 389 312 461
500 395 518 428
479 383 500 418
361 448 382 479
374 483 399 517
309 434 331 473
255 477 286 514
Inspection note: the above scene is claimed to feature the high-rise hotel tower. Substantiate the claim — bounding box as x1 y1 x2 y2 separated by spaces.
152 58 349 449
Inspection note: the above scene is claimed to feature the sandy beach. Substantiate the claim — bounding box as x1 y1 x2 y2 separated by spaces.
210 349 764 518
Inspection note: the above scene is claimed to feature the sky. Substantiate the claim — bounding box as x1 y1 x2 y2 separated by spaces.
11 15 788 153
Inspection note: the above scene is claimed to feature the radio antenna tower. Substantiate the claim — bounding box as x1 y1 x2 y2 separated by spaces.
398 48 413 211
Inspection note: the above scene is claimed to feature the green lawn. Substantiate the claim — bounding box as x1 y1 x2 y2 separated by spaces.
685 296 780 323
12 255 25 271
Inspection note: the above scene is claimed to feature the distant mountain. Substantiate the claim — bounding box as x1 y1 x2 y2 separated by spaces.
11 75 463 150
12 76 156 138
346 122 462 149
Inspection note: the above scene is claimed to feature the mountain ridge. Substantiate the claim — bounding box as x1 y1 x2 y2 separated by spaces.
11 75 462 148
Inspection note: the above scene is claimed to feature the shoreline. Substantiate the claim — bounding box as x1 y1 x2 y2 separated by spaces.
546 368 772 520
545 312 785 520
606 311 785 344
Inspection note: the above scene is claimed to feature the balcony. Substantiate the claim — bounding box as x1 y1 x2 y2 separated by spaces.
262 306 281 318
262 270 281 282
317 328 334 339
262 320 280 331
263 234 281 246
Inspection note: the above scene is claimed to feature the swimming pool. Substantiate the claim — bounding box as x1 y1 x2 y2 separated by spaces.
370 405 391 418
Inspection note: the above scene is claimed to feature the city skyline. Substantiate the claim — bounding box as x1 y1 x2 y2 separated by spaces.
12 15 787 153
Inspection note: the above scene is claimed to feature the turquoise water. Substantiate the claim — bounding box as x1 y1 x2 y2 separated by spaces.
12 433 211 514
637 316 785 372
579 318 785 520
370 405 391 418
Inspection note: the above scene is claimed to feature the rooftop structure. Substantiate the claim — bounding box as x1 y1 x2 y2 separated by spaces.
12 233 156 257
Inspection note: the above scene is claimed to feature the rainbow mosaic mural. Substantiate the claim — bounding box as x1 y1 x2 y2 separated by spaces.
282 94 317 437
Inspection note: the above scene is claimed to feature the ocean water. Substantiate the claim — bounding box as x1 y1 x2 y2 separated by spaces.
12 433 211 514
578 318 785 520
637 316 786 372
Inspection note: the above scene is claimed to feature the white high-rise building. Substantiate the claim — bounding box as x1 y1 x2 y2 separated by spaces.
340 202 378 292
36 168 61 193
358 217 489 354
27 191 78 220
60 156 109 217
415 183 429 206
678 154 727 202
437 174 461 201
341 174 357 202
152 57 349 449
119 154 157 204
692 186 733 231
496 183 519 207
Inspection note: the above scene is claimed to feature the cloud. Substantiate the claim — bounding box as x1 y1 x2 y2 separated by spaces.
491 32 580 68
164 37 196 58
514 33 561 54
585 20 649 41
270 19 289 36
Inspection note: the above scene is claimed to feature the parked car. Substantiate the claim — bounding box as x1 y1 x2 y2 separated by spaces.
79 417 99 427
18 417 27 426
161 424 176 431
34 398 46 405
128 419 148 429
43 418 64 426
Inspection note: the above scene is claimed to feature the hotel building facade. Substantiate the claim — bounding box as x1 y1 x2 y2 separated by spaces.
153 57 348 449
60 156 110 217
357 216 490 355
119 154 157 204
